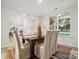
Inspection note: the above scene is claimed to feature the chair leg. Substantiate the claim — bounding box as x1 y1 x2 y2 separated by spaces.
52 52 57 56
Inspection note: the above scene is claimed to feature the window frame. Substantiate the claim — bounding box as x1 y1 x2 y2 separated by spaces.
49 15 70 35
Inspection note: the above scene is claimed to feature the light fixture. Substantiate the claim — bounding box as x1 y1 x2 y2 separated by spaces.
23 13 26 17
38 0 43 3
58 14 61 17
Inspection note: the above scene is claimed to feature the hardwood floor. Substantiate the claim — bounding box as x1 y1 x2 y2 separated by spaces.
57 45 72 54
1 47 15 59
1 45 72 59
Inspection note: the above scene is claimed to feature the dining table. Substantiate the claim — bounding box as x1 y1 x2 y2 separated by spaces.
25 35 44 59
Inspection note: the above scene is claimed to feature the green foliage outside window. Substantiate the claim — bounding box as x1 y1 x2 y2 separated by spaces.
49 18 54 25
49 15 70 35
58 18 70 32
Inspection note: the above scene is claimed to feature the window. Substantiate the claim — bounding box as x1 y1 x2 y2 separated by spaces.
49 17 55 30
49 13 70 35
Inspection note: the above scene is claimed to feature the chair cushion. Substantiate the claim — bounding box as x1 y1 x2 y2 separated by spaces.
35 43 44 58
40 44 44 59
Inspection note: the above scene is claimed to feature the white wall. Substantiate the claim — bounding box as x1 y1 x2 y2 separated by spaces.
41 16 49 35
40 2 78 48
1 6 9 48
1 5 36 48
33 16 49 35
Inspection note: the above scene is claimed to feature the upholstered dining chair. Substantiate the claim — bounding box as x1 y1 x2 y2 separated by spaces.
12 28 30 59
50 31 58 56
35 31 58 59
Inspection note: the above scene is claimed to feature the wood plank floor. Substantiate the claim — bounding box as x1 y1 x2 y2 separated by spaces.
1 45 72 59
1 47 15 59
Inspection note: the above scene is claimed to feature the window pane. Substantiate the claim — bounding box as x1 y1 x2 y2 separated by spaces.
49 14 70 35
58 18 70 32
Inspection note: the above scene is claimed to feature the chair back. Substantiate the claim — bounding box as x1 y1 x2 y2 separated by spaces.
43 31 54 59
50 31 58 57
43 31 58 59
12 29 21 59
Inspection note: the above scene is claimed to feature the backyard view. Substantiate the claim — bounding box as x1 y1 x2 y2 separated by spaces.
49 14 70 35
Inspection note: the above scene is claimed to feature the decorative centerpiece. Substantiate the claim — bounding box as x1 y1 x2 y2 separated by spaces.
37 25 42 38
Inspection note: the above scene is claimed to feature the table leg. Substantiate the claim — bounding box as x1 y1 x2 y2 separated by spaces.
30 41 35 59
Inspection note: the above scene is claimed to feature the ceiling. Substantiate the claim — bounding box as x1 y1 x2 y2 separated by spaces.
1 0 77 16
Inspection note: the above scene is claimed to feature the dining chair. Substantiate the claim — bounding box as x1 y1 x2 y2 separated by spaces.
18 29 30 49
35 31 58 59
12 28 30 59
50 31 58 56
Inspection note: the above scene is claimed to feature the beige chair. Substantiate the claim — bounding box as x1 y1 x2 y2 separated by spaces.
50 31 58 56
35 31 58 59
12 28 30 59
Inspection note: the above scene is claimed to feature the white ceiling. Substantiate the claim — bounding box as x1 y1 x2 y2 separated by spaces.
1 0 77 16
